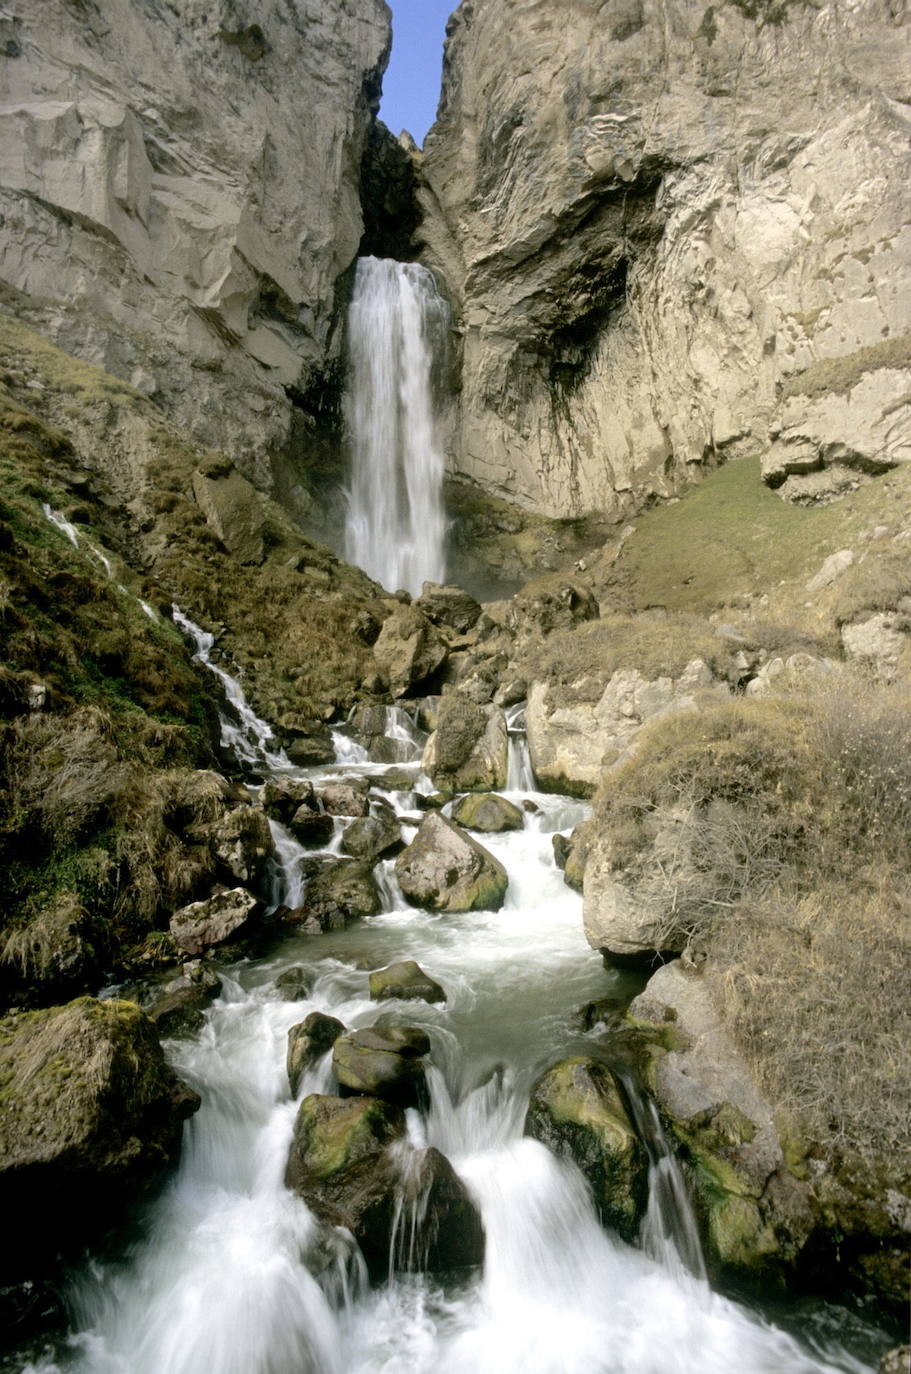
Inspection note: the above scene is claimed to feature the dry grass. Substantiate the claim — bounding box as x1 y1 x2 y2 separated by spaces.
596 670 911 1158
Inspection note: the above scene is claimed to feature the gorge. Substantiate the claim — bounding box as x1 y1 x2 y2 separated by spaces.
0 2 909 1373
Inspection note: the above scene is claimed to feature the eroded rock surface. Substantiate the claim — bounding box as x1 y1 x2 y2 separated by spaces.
422 695 509 792
0 0 392 486
420 0 911 516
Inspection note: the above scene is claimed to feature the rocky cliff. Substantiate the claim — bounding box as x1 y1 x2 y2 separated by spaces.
0 0 390 504
420 0 911 518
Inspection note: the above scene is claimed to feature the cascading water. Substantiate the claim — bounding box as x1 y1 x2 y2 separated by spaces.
22 711 886 1374
343 257 449 595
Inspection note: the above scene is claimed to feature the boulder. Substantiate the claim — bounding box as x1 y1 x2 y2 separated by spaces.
451 792 524 833
282 724 336 767
369 961 446 1005
147 963 222 1037
320 779 371 817
414 582 482 634
203 804 274 886
395 812 508 913
627 963 815 1280
878 1348 911 1374
0 998 200 1280
422 695 508 792
169 887 263 955
332 1024 430 1108
285 1093 483 1278
341 807 403 863
274 965 316 1001
288 1013 346 1095
260 777 318 825
290 859 381 933
373 606 447 698
287 802 335 848
525 1057 647 1241
192 465 264 565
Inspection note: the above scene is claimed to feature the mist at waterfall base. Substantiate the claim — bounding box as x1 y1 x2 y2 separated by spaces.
19 631 888 1374
343 257 449 596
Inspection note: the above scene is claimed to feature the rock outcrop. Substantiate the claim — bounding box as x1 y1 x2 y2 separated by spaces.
420 0 911 516
0 997 200 1280
0 0 391 489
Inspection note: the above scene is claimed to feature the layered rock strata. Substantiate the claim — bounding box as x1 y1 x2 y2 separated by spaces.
420 0 911 515
0 0 391 491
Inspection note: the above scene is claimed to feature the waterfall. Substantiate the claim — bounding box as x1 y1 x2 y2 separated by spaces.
343 256 449 596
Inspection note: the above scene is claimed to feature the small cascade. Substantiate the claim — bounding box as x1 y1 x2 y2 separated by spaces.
171 605 289 771
267 820 308 909
624 1079 708 1281
42 501 80 547
384 705 428 763
506 702 536 791
343 257 449 595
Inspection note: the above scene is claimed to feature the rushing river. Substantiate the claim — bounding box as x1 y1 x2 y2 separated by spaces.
23 691 886 1374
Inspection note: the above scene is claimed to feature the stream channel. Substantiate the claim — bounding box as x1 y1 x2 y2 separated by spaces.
25 622 888 1374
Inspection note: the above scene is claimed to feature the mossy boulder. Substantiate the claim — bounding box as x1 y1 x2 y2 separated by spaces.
288 1012 346 1095
368 960 446 1005
0 892 106 1007
332 1024 430 1108
395 812 508 913
0 997 200 1282
274 965 316 1001
285 1093 484 1279
451 792 524 833
373 605 447 698
421 695 508 792
525 1057 647 1240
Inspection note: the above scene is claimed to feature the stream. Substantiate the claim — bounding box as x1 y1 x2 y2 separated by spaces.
24 645 885 1374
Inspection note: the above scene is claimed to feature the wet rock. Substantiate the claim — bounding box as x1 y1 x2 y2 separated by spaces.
414 790 453 811
373 767 419 791
414 582 482 634
422 695 508 792
553 821 594 892
332 1024 430 1107
169 887 263 955
260 777 318 825
0 998 200 1281
282 723 336 767
395 812 508 913
415 695 443 733
285 1094 484 1278
288 1012 346 1095
287 802 335 848
369 960 446 1004
320 779 371 817
274 965 316 1001
525 1057 647 1241
147 964 222 1037
341 806 403 863
628 963 817 1282
373 605 447 698
451 792 524 833
290 859 381 933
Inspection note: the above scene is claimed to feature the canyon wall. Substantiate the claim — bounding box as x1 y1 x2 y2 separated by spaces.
0 0 391 501
420 0 911 517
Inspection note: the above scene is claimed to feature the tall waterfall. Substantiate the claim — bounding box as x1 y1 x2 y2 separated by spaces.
343 256 449 595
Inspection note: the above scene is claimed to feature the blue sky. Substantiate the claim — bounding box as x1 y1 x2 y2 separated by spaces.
378 0 456 146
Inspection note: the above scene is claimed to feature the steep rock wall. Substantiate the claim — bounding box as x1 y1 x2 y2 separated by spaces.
0 0 391 497
420 0 911 518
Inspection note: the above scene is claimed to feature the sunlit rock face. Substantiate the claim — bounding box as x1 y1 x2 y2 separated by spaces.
420 0 911 517
0 0 391 489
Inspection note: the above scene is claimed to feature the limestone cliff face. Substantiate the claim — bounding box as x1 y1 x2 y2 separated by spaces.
0 0 390 497
420 0 911 517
